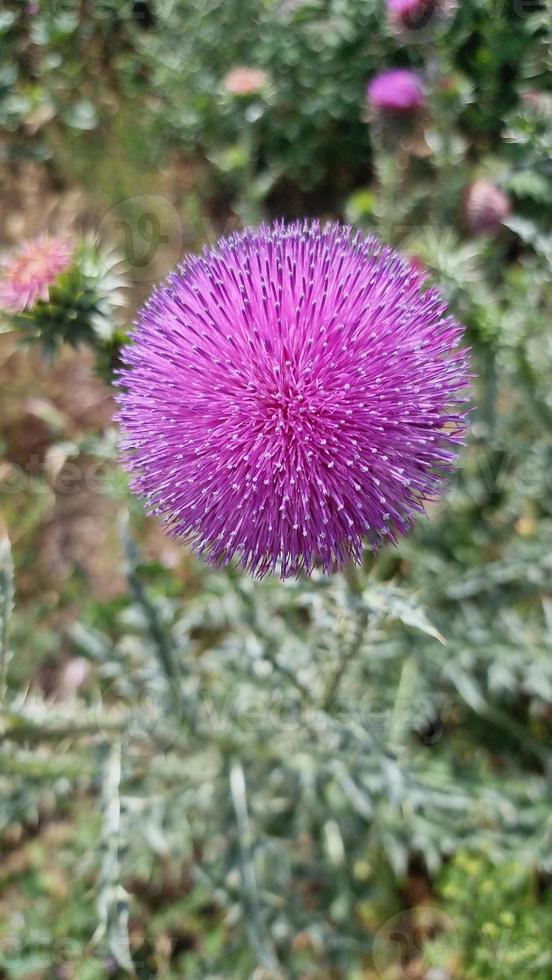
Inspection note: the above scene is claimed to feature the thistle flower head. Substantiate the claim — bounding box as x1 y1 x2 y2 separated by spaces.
223 66 269 97
0 237 126 360
387 0 434 26
118 221 470 578
367 69 425 114
0 236 73 314
464 180 510 236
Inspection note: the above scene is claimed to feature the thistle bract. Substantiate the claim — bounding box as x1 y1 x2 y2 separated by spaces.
118 221 470 578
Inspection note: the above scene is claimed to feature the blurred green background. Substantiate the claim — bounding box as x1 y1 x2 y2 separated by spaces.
1 0 552 977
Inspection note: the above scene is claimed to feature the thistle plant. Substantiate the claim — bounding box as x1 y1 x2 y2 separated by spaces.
0 235 126 361
0 236 73 313
2 1 552 972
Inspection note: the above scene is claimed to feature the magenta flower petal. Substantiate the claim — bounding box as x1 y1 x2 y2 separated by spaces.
118 221 470 578
367 69 425 113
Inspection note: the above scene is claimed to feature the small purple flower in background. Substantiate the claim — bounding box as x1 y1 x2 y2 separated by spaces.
464 180 511 236
367 69 425 114
118 221 469 578
387 0 435 29
223 66 269 97
0 236 73 314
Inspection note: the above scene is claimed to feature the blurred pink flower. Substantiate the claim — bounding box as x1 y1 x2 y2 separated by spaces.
0 236 73 313
223 66 269 97
58 657 91 700
367 69 425 114
388 0 435 27
521 90 552 116
464 180 511 236
406 254 428 277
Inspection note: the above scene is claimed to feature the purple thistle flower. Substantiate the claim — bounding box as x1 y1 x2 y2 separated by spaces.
388 0 435 26
367 69 425 114
118 221 470 578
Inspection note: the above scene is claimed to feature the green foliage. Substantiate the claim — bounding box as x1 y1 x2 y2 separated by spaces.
425 852 552 978
2 0 550 211
449 0 548 139
1 0 552 976
0 534 14 705
137 0 381 197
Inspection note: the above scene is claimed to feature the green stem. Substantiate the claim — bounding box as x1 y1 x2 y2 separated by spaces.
0 534 14 709
236 121 263 227
0 715 125 743
119 513 183 721
388 654 418 753
323 561 367 709
96 741 135 975
0 747 92 779
372 117 402 245
228 758 280 975
343 560 363 597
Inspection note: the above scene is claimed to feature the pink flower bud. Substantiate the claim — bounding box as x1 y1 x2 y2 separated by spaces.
464 180 511 236
367 69 425 114
223 67 269 98
387 0 436 29
0 236 73 314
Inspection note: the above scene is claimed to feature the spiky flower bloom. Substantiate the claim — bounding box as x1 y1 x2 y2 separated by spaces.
464 180 510 236
118 221 469 578
1 237 126 363
223 66 269 97
367 69 425 114
0 236 72 314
